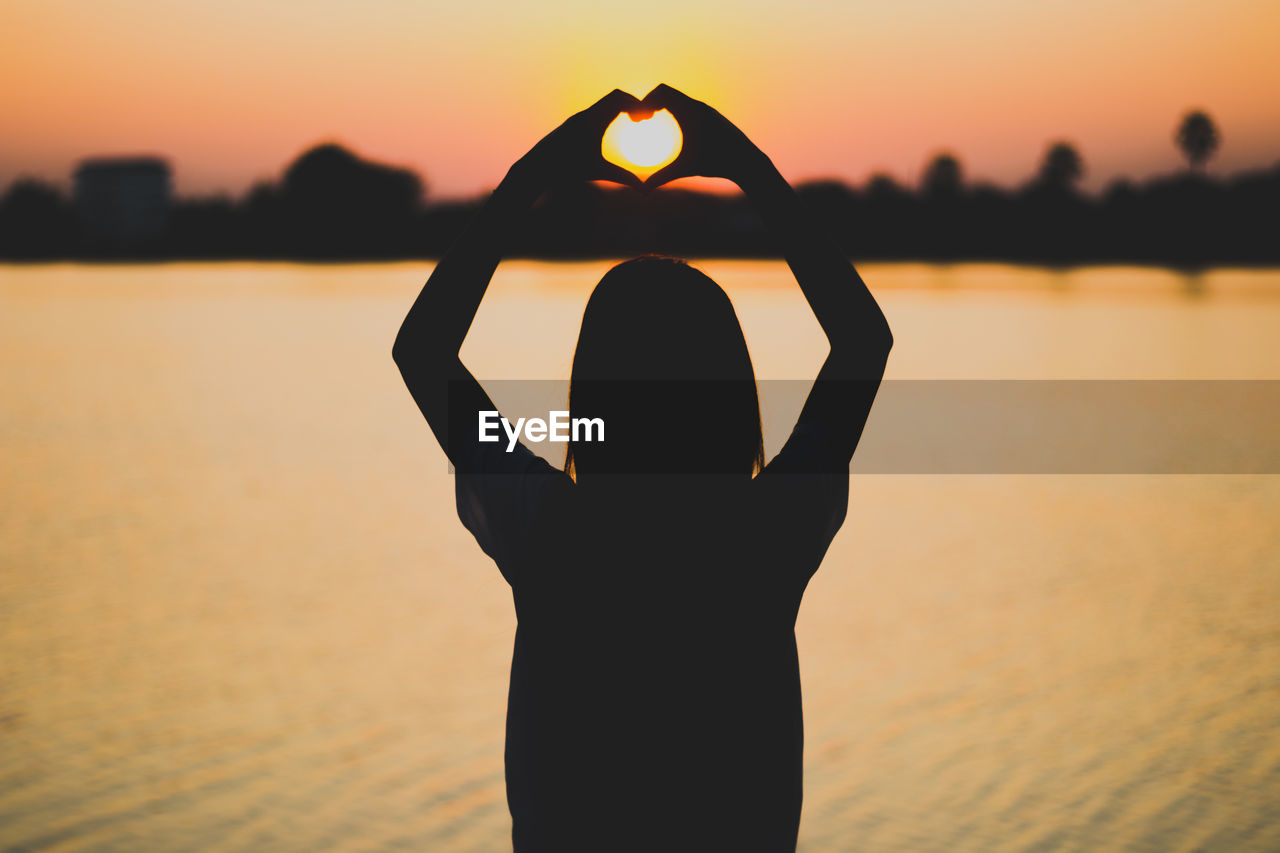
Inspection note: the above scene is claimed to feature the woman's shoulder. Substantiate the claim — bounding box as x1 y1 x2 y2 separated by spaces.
759 418 849 477
752 419 850 542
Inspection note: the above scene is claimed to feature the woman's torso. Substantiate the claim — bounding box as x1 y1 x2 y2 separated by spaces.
500 477 842 852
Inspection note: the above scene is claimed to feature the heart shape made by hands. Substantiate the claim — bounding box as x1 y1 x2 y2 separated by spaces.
601 109 682 181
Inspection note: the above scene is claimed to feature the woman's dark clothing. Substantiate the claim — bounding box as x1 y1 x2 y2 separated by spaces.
455 411 848 852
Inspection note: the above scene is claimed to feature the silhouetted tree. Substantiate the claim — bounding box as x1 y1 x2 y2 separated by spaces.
796 180 858 242
1097 179 1141 260
865 173 908 201
1037 142 1084 191
861 173 914 258
1016 141 1091 264
1102 178 1137 203
169 195 243 257
796 179 858 215
276 143 424 257
1175 111 1220 172
0 179 76 258
921 153 963 197
3 129 1279 264
918 154 966 259
241 181 281 254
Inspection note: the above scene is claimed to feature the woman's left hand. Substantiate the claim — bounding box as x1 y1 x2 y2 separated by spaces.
507 90 650 193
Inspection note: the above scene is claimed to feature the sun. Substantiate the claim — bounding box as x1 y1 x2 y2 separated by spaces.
601 109 682 179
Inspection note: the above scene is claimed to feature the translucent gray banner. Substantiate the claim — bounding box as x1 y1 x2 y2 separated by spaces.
457 380 1280 474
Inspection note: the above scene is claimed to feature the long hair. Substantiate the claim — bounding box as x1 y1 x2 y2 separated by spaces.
564 257 765 479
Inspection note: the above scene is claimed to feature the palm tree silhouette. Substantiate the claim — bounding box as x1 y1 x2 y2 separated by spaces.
1037 142 1084 191
1175 111 1220 172
921 153 963 198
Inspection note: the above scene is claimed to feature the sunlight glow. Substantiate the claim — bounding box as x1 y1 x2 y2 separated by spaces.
3 1 1279 195
601 110 682 179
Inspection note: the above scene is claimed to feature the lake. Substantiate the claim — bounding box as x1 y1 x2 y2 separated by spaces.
1 261 1278 851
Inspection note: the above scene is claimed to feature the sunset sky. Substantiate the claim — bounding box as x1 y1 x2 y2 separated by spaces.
3 0 1278 199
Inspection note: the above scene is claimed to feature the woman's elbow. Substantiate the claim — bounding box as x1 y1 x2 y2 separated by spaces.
391 336 410 366
391 333 432 378
392 327 437 367
847 323 893 359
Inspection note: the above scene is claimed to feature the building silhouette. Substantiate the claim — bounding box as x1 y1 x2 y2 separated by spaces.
73 156 172 249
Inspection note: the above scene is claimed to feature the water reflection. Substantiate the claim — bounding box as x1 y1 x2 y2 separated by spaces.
0 263 1277 851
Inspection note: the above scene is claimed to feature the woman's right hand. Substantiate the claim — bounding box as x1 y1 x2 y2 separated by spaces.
640 84 772 190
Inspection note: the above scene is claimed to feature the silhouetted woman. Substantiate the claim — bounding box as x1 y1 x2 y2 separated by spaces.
393 86 892 852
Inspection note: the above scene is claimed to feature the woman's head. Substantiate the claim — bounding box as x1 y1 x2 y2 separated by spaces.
565 256 764 479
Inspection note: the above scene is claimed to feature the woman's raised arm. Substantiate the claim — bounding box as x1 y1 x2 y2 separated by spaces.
643 84 893 466
392 90 645 466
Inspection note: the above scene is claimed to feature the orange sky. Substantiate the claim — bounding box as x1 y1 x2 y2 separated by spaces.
3 0 1278 199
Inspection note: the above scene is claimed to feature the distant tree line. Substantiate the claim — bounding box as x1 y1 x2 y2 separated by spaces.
1 110 1277 266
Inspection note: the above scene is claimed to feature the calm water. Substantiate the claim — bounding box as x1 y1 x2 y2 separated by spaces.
1 262 1278 852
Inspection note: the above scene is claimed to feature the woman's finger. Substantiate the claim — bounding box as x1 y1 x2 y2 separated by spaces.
587 89 645 126
641 83 694 113
595 157 644 189
641 158 689 192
